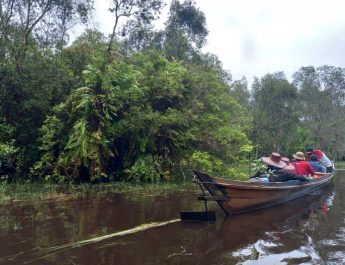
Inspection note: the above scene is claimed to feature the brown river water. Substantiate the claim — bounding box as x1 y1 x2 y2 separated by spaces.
1 171 345 265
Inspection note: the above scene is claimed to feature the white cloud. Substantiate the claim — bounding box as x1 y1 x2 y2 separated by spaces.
195 0 345 83
89 0 345 84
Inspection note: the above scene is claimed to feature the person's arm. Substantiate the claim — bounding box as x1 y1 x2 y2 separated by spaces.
314 171 331 176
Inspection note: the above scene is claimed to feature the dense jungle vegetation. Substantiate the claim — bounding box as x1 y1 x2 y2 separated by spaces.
1 0 345 183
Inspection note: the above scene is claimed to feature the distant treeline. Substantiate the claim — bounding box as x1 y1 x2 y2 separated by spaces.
1 0 345 183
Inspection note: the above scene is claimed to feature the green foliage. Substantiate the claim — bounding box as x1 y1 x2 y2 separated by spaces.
59 29 108 86
0 37 86 180
0 119 18 181
187 150 250 180
249 159 267 176
293 65 345 158
0 142 18 181
188 151 224 176
30 115 64 181
4 0 344 183
31 47 254 182
230 77 250 108
251 72 299 155
124 155 164 183
33 65 118 182
162 0 208 60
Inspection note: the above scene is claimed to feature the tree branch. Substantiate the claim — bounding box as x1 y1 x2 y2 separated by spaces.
24 0 52 46
0 1 3 19
25 0 32 31
3 0 15 27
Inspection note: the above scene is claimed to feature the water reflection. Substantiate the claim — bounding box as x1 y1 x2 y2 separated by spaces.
1 172 345 265
186 184 336 265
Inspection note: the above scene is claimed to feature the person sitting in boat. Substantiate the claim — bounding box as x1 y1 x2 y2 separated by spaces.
281 156 295 172
306 146 333 173
261 152 307 182
309 154 326 173
261 152 287 171
290 151 330 178
290 151 315 177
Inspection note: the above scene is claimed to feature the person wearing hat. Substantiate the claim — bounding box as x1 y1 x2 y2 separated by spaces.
261 152 288 171
306 146 333 173
281 156 296 173
291 151 315 176
261 152 308 182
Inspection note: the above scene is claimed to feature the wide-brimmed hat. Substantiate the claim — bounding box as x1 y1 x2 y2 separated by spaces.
281 157 289 163
281 156 295 171
261 152 287 168
293 151 305 161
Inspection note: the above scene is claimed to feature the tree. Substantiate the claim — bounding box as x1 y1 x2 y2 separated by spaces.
33 49 253 182
105 0 164 63
121 19 157 54
230 77 250 108
0 114 18 182
33 0 165 181
162 0 208 61
33 63 120 182
251 72 299 156
293 65 345 159
0 0 94 68
181 62 252 177
0 0 94 179
59 29 107 87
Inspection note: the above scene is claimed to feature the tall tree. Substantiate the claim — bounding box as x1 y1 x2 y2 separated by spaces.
33 0 165 181
121 19 156 53
0 0 94 179
230 77 250 108
162 0 208 61
251 72 299 156
293 65 345 159
105 0 164 63
0 0 94 68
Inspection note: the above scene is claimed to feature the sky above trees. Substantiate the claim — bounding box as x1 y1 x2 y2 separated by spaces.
86 0 345 84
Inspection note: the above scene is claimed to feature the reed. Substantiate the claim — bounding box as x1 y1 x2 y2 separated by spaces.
0 181 196 205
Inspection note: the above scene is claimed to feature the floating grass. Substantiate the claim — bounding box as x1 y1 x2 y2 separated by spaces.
24 218 180 264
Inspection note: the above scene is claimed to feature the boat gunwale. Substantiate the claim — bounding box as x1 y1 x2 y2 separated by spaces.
210 174 333 191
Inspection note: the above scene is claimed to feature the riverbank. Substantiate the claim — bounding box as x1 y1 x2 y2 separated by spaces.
2 161 343 205
0 181 197 205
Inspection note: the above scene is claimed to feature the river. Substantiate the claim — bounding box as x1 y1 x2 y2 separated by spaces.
1 171 345 264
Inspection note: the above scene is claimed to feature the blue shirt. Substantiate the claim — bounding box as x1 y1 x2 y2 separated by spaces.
310 161 326 173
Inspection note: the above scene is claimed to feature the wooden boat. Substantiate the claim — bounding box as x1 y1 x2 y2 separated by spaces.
181 184 335 264
193 170 334 216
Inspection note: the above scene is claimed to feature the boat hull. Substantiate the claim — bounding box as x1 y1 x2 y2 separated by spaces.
194 171 333 215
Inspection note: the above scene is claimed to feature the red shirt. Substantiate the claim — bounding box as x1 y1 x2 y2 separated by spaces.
291 161 315 176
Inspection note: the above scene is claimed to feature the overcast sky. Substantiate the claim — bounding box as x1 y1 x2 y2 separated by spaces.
88 0 345 84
